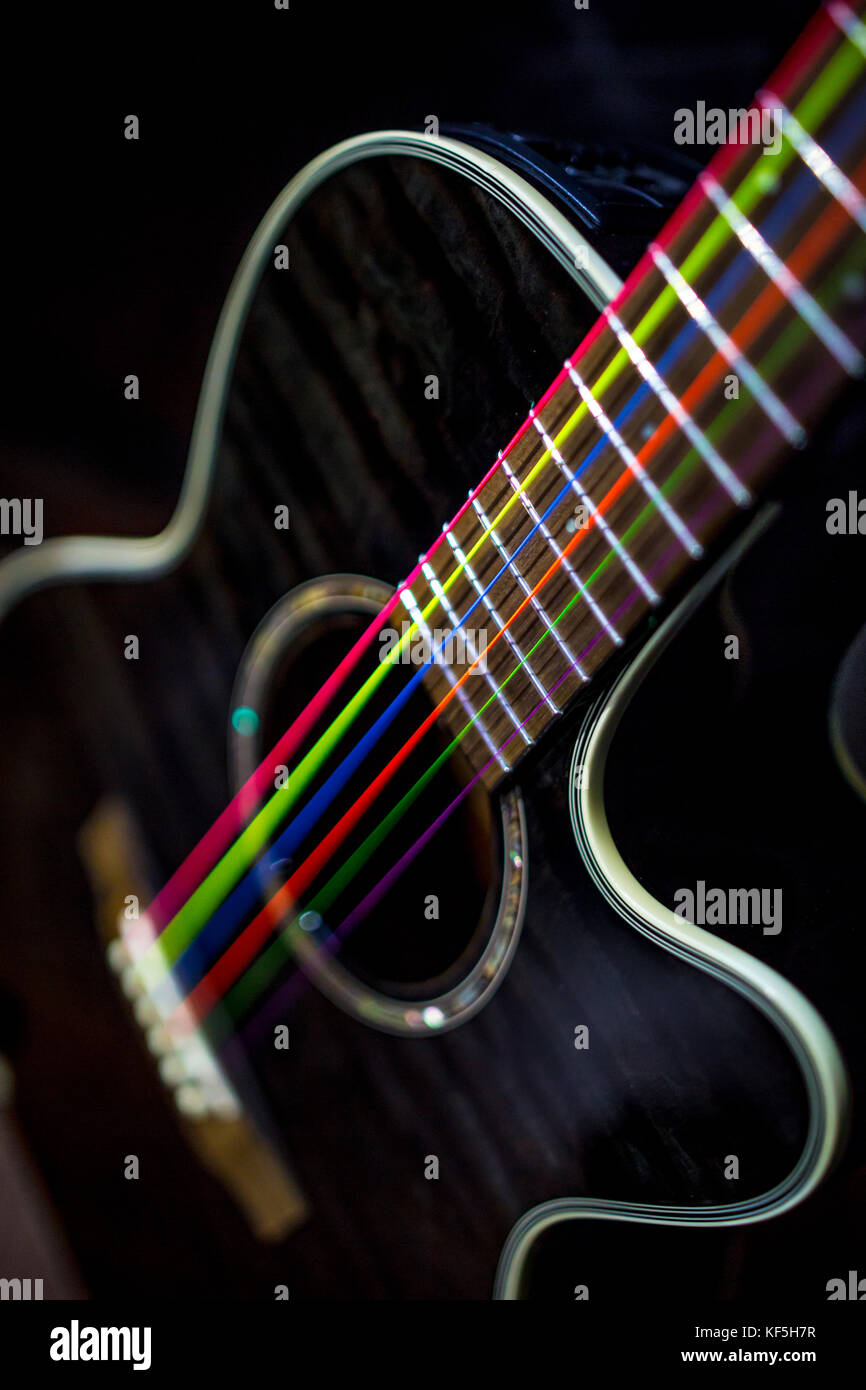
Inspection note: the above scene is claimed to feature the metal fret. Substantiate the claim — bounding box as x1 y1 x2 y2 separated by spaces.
829 1 866 58
759 88 866 233
470 493 574 702
424 545 532 747
497 452 624 650
699 170 865 375
565 362 704 559
529 408 661 604
649 242 807 448
403 582 509 774
598 307 753 505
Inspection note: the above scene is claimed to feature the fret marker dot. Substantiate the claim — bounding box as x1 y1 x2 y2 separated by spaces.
299 911 323 933
232 706 259 736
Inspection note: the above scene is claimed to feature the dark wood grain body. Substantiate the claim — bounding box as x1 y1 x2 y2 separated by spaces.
2 148 862 1299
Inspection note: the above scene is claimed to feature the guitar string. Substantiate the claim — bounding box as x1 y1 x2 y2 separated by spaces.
161 165 866 1034
134 5 859 956
598 0 863 331
213 228 866 1030
221 223 866 1044
142 62 866 1023
181 164 866 1028
130 19 866 1023
141 369 570 932
149 82 866 1011
139 19 856 956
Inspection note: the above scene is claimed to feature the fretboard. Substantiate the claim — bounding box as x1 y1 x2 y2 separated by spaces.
397 0 866 789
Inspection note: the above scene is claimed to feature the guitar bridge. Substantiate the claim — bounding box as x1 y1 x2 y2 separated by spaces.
77 796 308 1244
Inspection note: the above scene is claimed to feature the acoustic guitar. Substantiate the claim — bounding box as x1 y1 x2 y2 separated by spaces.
1 0 865 1302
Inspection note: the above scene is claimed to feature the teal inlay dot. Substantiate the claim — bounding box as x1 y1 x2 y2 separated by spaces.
232 706 259 737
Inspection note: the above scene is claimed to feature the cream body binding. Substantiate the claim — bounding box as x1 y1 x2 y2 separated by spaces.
494 515 849 1298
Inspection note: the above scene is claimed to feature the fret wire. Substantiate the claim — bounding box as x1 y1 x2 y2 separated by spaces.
497 452 624 649
432 534 558 722
829 1 866 59
699 169 865 374
597 308 753 506
648 242 807 447
429 543 533 746
418 387 621 729
528 410 660 604
610 75 865 466
415 383 589 657
442 526 556 730
470 493 578 697
565 362 704 559
402 585 509 773
759 87 866 232
538 12 864 502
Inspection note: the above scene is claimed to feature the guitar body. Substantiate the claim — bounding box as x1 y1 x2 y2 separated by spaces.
1 131 862 1299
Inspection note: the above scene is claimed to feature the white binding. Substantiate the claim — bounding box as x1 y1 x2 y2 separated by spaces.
494 511 850 1298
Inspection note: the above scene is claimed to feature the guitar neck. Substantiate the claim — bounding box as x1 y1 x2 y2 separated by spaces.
398 0 866 789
